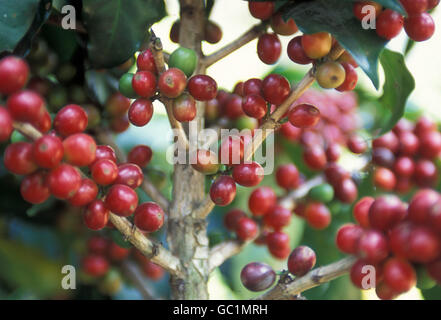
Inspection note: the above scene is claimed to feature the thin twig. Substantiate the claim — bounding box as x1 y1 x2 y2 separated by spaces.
208 239 246 272
121 260 159 300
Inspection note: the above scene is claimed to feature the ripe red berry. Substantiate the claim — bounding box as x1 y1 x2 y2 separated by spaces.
413 159 438 187
264 205 292 230
241 262 276 292
7 90 45 123
383 258 416 293
427 260 441 284
305 202 331 230
69 178 98 207
372 147 395 168
404 12 435 41
353 1 383 21
218 135 244 166
357 230 389 263
353 196 374 228
336 224 364 254
257 33 282 65
400 0 428 13
288 246 316 276
242 94 267 119
115 163 143 189
248 1 274 20
4 142 37 175
377 282 399 300
47 164 81 199
262 74 290 106
350 258 382 289
336 62 358 92
128 145 152 168
232 162 264 187
82 254 109 276
275 164 300 190
187 75 218 101
303 145 327 170
87 236 109 255
84 200 109 230
376 9 404 40
190 149 220 175
373 167 397 191
132 71 157 98
369 195 405 231
271 13 298 36
280 122 302 141
429 198 441 232
210 175 236 206
0 107 13 142
63 133 97 167
347 135 367 154
54 104 88 137
288 103 320 128
236 217 258 241
393 156 415 177
108 242 130 261
427 0 440 9
0 56 29 94
408 189 439 224
173 93 197 122
91 159 118 186
204 20 223 44
93 145 117 166
128 98 153 127
134 202 164 232
141 259 164 280
418 130 441 159
243 78 263 96
324 163 351 186
373 131 399 153
408 226 441 263
267 231 290 259
33 134 64 169
158 68 187 98
137 49 157 74
334 178 358 204
224 94 245 119
224 209 246 231
249 186 277 216
105 184 139 217
106 92 131 117
287 36 313 65
20 171 50 204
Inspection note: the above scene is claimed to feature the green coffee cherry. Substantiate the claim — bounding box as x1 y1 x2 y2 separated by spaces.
168 47 197 77
119 73 138 99
308 183 334 203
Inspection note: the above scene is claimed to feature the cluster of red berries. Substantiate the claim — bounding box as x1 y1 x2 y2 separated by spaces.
336 191 441 299
353 0 437 42
371 116 440 193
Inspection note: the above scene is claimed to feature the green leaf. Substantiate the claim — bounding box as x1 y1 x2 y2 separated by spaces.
421 285 441 300
82 0 166 68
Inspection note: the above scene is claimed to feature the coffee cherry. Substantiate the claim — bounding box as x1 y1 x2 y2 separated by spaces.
20 171 50 204
242 94 267 119
271 13 298 36
134 202 164 232
190 149 220 175
7 90 46 123
0 56 29 94
105 184 139 217
308 183 334 203
132 71 157 98
376 9 404 39
127 98 153 127
248 1 274 20
287 36 313 65
210 176 236 206
301 32 332 59
372 147 395 168
4 142 37 175
336 224 364 254
158 68 187 98
325 163 351 185
376 282 401 300
114 163 143 189
87 236 109 255
54 104 88 137
257 33 282 65
280 122 302 141
389 222 413 259
275 164 300 190
334 178 358 204
108 242 130 261
82 254 109 276
408 189 439 224
414 159 438 187
84 200 109 230
374 167 396 191
35 110 51 133
224 94 245 119
262 74 290 105
288 246 316 276
187 75 217 101
264 205 292 230
418 131 441 159
353 197 374 228
357 230 389 263
353 1 383 21
249 186 277 216
393 156 415 177
267 231 290 259
128 145 152 168
218 135 244 166
305 202 331 229
0 107 13 142
236 217 258 241
288 103 320 128
347 135 367 154
233 81 245 96
140 260 164 281
47 164 81 199
173 93 197 122
316 61 346 89
63 133 97 167
408 226 441 263
303 145 327 170
383 258 416 293
69 178 98 207
205 98 220 121
336 63 358 92
325 143 342 162
224 209 246 231
369 195 405 231
429 198 441 232
33 134 64 169
106 92 131 117
350 258 382 289
400 0 428 14
373 131 399 153
404 12 435 41
119 73 138 99
168 47 198 78
427 0 440 9
243 78 263 96
170 20 180 43
137 49 157 74
241 262 275 292
396 131 419 156
338 51 359 68
232 162 264 187
204 21 223 44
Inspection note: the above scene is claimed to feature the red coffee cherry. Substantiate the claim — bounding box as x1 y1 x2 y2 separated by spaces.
158 68 187 98
232 162 264 187
128 145 152 168
376 282 398 300
187 75 218 101
376 9 404 40
106 92 131 117
288 104 320 129
270 13 298 36
20 171 50 204
418 131 441 159
36 110 51 133
303 145 327 170
263 205 291 230
63 133 97 167
427 0 440 9
249 186 277 216
87 236 109 255
47 164 81 199
218 135 244 166
91 159 118 186
353 1 383 20
240 262 276 292
275 164 300 190
6 90 45 123
262 74 290 105
336 224 364 254
137 49 157 74
243 78 263 96
325 163 351 186
336 62 358 92
374 167 397 191
92 145 117 167
248 1 274 20
242 94 267 119
408 189 439 224
305 202 331 230
404 12 435 41
393 156 415 177
347 135 368 154
140 260 164 280
373 131 399 153
383 258 416 293
233 81 244 96
33 134 64 169
372 147 395 168
210 176 236 206
173 93 197 122
54 104 88 137
408 226 441 263
301 32 332 59
108 242 130 261
280 122 302 141
224 94 245 119
338 51 359 68
350 258 382 289
429 198 441 233
69 178 98 207
224 209 246 231
353 197 374 228
287 36 313 65
236 217 258 241
257 33 282 65
0 56 29 94
0 107 13 142
132 71 157 98
389 222 413 259
369 195 405 231
128 98 153 127
267 231 290 259
115 163 143 189
82 254 109 276
204 20 222 44
400 0 428 13
105 184 139 217
84 200 109 230
413 159 438 187
4 142 38 175
357 230 389 263
134 202 164 232
288 246 316 276
190 149 220 175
